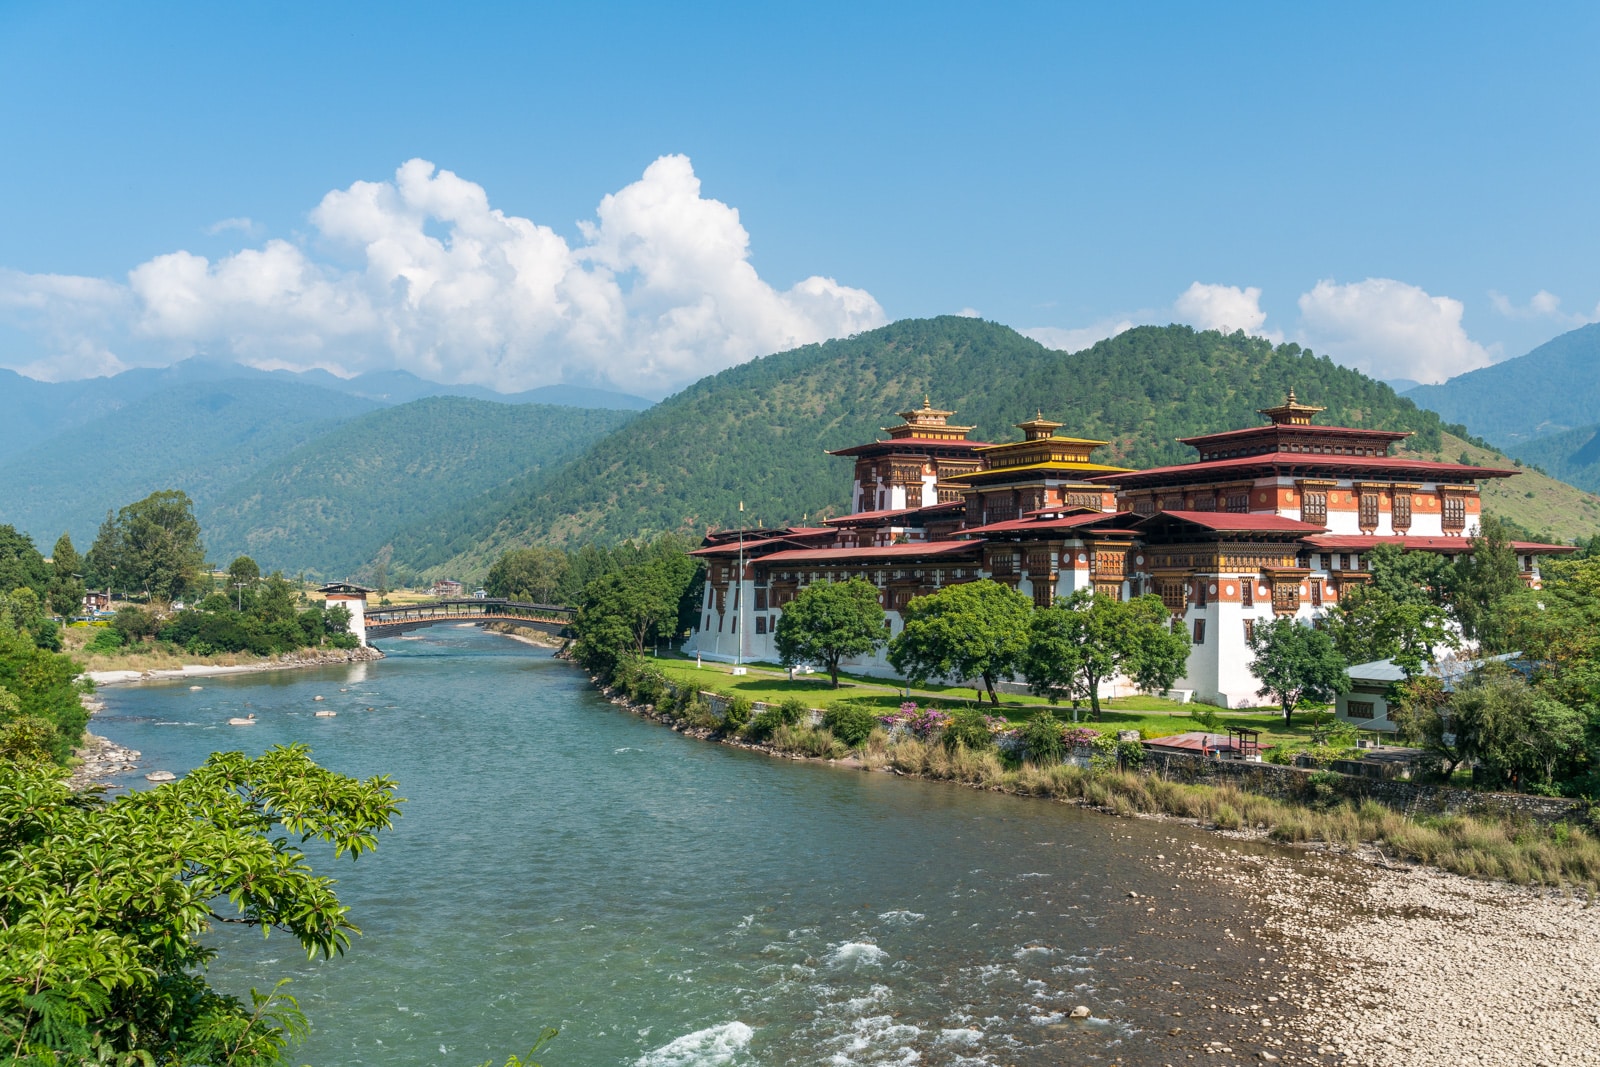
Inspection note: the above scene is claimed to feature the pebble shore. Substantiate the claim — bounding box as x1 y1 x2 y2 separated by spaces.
1236 855 1600 1066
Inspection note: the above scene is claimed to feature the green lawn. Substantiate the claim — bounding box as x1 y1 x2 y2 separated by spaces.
646 654 1330 747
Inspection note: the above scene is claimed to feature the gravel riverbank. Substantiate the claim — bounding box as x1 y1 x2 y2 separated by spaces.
85 645 384 687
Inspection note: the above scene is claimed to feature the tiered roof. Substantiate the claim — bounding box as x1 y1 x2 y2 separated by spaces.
826 398 988 457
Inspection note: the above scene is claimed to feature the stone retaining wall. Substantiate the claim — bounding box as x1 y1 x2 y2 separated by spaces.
1143 750 1589 825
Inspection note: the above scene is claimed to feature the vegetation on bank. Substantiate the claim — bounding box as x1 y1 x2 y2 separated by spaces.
599 655 1600 892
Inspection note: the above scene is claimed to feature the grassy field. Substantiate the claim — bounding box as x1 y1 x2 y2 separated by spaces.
648 654 1330 747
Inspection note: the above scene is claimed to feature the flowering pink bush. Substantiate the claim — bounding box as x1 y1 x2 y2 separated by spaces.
1060 727 1102 751
877 702 951 739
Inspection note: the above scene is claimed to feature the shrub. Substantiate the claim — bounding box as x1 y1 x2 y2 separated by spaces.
770 724 846 759
1189 704 1223 730
1021 711 1065 764
1264 744 1297 765
724 695 753 728
776 697 810 726
1214 803 1242 830
85 628 125 655
746 707 786 741
943 708 994 752
823 702 878 748
1116 739 1146 768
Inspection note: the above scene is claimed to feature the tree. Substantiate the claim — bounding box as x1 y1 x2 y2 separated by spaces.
228 555 262 609
774 578 886 687
486 547 569 604
1325 585 1457 678
94 490 207 602
1443 515 1523 653
47 532 87 618
0 526 49 603
1246 617 1349 725
888 579 1033 705
84 509 123 592
0 744 400 1062
1023 591 1191 719
570 549 700 673
1397 665 1586 789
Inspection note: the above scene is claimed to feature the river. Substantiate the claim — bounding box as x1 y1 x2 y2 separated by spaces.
92 626 1317 1066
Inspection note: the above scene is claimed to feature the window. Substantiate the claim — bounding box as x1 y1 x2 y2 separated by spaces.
1301 491 1328 524
1392 492 1412 529
755 616 767 635
1310 581 1323 607
1241 581 1253 607
1033 584 1053 608
1193 619 1206 644
1359 492 1380 528
1334 553 1345 571
1160 581 1186 612
1133 497 1156 516
1443 495 1467 530
1346 700 1375 721
1225 492 1250 513
1195 582 1207 607
754 588 768 611
1242 618 1254 643
1160 495 1184 512
1191 495 1217 511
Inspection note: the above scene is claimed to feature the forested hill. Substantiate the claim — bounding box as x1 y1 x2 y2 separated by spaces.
415 318 1466 576
0 379 378 546
1404 322 1600 446
202 396 634 579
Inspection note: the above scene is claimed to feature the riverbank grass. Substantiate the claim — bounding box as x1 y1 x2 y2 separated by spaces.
646 655 1325 747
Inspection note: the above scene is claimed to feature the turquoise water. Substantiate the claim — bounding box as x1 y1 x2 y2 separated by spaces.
93 627 1301 1066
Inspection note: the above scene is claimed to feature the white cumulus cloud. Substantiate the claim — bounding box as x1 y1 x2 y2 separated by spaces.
1021 318 1136 352
1488 288 1598 325
1296 278 1493 385
0 156 885 395
1173 282 1277 339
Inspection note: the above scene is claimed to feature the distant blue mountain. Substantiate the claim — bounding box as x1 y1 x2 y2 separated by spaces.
1404 323 1600 446
0 359 651 465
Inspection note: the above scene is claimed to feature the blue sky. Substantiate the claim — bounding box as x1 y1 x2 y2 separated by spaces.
2 1 1596 396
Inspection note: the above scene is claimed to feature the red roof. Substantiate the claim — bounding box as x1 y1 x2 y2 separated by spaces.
962 510 1134 536
824 501 965 526
1143 732 1244 753
1093 453 1519 486
756 541 983 564
1178 425 1412 447
1136 510 1329 534
690 528 836 557
1304 534 1576 555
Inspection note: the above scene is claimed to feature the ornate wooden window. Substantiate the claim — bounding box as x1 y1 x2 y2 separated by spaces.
1346 700 1375 720
1225 492 1250 513
1310 581 1323 607
1391 492 1412 530
1443 495 1467 530
1094 581 1122 601
1193 619 1206 644
1159 580 1187 612
1195 582 1207 607
755 616 767 635
1065 491 1102 509
988 552 1016 576
1241 580 1253 607
1160 494 1185 512
1272 580 1301 613
1032 584 1053 608
1191 495 1217 512
1359 492 1380 528
1133 497 1156 516
1301 491 1328 524
1242 618 1255 643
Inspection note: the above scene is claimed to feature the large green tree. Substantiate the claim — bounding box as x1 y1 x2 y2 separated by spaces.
773 578 886 688
888 579 1033 705
570 545 702 673
0 744 400 1062
0 526 49 603
1246 617 1349 725
1326 586 1457 678
486 547 569 605
1023 591 1191 719
119 490 207 601
1443 516 1524 653
1397 665 1585 788
47 532 86 618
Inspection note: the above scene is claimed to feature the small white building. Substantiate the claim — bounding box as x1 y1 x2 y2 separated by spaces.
1337 652 1522 733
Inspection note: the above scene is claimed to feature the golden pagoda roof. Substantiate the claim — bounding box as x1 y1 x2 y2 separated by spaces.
883 397 974 439
1258 389 1326 426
